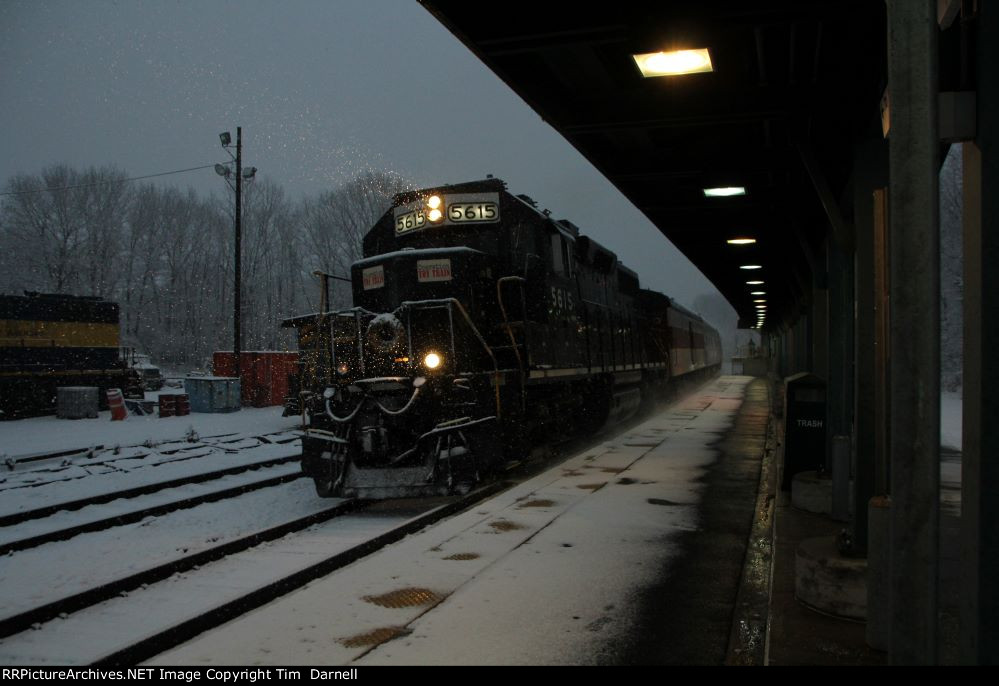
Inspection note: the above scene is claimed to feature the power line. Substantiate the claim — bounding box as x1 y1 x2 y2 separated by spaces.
0 162 234 197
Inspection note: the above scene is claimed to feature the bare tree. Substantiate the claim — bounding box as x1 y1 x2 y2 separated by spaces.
299 171 409 308
1 165 412 370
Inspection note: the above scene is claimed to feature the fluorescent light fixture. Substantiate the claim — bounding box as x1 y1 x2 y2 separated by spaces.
726 237 756 245
754 299 766 303
751 291 766 295
746 280 764 285
740 265 762 270
633 48 713 77
703 186 746 197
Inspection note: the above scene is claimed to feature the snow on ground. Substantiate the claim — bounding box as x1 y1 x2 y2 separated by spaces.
941 391 962 451
151 376 750 666
0 509 414 665
0 439 300 519
0 405 299 459
0 478 333 622
0 461 301 549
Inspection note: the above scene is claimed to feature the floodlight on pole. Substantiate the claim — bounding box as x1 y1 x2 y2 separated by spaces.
216 127 254 382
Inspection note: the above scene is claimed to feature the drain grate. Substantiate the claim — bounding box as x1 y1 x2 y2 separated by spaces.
362 587 441 608
488 519 524 532
339 626 409 648
443 552 480 560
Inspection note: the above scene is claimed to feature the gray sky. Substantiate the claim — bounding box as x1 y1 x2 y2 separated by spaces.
0 0 730 315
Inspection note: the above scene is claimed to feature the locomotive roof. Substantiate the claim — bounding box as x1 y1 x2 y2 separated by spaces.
390 177 507 207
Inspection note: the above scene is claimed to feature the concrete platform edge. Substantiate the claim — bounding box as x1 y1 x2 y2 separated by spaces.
725 380 776 665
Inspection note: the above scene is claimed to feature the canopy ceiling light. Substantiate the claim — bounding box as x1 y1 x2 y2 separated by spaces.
726 237 756 245
703 186 746 197
633 48 713 77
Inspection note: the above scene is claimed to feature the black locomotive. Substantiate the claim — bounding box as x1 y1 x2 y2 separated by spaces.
286 178 721 498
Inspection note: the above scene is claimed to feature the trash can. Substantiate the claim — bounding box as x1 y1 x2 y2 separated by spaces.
782 372 826 490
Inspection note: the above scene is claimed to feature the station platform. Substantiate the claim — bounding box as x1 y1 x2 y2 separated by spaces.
151 376 763 665
149 374 954 665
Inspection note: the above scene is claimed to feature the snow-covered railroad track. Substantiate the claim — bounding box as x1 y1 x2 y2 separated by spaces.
0 497 367 639
1 428 300 490
0 462 306 555
0 483 506 666
0 453 300 528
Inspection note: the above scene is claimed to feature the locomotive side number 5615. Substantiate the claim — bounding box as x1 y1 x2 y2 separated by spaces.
448 202 498 223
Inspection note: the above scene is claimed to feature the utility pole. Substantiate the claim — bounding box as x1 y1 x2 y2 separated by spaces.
216 128 256 385
234 126 242 378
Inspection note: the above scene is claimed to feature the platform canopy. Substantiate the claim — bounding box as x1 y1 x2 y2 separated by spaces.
421 1 887 329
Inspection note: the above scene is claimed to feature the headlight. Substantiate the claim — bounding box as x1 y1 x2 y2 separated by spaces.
423 352 442 369
427 195 444 223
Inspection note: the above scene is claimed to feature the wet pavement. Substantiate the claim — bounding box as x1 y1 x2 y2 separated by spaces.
620 378 770 664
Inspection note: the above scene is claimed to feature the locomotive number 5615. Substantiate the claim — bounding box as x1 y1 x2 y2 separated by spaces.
448 202 498 223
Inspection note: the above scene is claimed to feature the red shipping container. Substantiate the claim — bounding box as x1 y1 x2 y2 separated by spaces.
213 351 298 408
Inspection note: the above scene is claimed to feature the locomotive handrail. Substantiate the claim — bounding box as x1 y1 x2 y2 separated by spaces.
398 298 502 419
496 276 527 411
389 415 497 465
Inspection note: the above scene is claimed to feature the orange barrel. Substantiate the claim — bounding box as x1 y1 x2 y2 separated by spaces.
175 393 191 416
159 394 176 418
107 388 127 421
